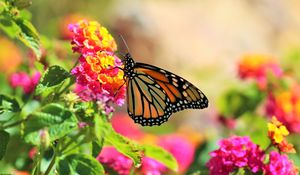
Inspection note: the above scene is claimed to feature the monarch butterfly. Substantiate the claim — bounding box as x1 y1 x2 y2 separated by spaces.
122 53 208 126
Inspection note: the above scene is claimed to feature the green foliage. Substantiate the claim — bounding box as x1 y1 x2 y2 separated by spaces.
0 0 41 58
0 94 20 114
235 113 269 149
143 144 178 172
0 130 9 160
217 84 264 118
57 154 105 175
35 65 71 97
94 115 143 167
24 103 77 145
92 140 103 158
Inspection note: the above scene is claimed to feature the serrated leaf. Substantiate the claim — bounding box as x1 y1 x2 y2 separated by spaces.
35 65 70 95
143 144 178 172
95 115 143 166
57 154 104 175
0 94 21 114
0 130 9 160
15 18 41 58
24 103 77 145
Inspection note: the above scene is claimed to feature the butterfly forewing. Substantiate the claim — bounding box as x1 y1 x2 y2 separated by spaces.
136 63 209 112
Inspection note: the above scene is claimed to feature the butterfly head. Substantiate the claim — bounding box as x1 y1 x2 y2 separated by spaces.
123 53 136 78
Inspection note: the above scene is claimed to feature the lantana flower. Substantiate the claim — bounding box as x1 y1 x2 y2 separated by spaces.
9 71 41 94
206 136 265 175
267 116 295 153
265 85 300 133
264 151 298 175
69 20 126 113
238 54 282 90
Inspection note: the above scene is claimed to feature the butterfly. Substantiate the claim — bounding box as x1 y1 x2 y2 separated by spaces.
121 53 208 126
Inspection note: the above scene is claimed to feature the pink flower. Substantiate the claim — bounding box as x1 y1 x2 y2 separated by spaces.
264 151 298 175
28 147 37 159
111 113 144 140
141 157 167 175
158 134 195 173
69 20 126 113
9 71 41 94
206 136 265 175
97 147 133 175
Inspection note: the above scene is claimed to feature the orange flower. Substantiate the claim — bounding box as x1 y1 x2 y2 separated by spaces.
267 116 295 153
238 54 282 90
266 84 300 133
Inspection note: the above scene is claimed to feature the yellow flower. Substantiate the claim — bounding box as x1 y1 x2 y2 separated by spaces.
268 116 295 153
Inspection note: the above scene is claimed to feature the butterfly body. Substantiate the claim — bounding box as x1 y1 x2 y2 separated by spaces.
123 53 208 126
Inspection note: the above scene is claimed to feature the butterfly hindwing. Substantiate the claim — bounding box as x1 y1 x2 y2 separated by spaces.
126 71 172 126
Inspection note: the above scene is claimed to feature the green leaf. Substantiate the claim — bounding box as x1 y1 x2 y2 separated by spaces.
0 94 21 114
12 0 32 9
95 115 143 167
57 154 105 175
92 140 103 158
24 103 77 145
235 113 269 148
0 130 9 160
217 85 264 118
0 6 41 58
35 65 71 95
34 61 44 73
15 18 41 58
143 144 178 172
0 12 21 38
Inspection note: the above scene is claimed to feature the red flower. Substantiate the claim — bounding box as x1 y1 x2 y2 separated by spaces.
238 54 282 90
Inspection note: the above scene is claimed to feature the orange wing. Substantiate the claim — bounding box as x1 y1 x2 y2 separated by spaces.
126 63 208 126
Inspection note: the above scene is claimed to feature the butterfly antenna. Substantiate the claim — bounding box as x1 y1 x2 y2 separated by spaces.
118 34 130 53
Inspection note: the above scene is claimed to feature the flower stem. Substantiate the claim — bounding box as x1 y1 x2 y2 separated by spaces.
3 117 29 129
44 153 56 175
265 143 273 152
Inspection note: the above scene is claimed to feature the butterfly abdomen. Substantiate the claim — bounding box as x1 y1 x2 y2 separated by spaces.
123 53 136 78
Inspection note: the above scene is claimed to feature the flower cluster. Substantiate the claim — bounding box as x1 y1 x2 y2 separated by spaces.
206 136 265 175
69 20 125 113
267 116 295 153
238 54 282 90
265 85 300 133
9 72 41 94
264 151 298 175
